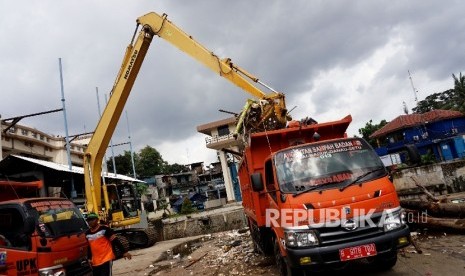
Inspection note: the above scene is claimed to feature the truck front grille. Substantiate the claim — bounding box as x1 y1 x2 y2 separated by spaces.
315 214 384 245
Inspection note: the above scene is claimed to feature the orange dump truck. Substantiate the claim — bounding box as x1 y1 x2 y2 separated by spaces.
0 180 92 276
238 115 410 275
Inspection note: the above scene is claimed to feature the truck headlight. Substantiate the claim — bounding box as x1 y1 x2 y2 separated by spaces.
284 230 319 247
383 210 406 232
39 265 66 276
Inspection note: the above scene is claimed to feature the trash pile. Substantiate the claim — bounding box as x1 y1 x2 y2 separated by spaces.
151 228 278 276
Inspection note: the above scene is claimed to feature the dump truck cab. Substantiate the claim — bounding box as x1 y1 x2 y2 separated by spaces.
0 197 92 276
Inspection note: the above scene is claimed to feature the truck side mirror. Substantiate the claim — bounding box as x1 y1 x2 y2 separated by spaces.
251 173 264 192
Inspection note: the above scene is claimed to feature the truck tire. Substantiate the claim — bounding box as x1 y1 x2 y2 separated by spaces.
273 238 304 276
112 234 130 259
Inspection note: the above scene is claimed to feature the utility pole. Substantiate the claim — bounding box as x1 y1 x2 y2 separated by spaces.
58 58 76 198
104 94 117 176
125 110 137 179
96 87 110 178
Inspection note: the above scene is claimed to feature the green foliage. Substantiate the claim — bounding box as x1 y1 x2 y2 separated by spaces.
135 183 148 195
358 119 388 147
163 163 189 174
180 198 196 214
136 146 167 177
412 89 455 113
452 72 465 113
106 150 137 176
107 145 174 179
420 152 436 165
412 72 465 114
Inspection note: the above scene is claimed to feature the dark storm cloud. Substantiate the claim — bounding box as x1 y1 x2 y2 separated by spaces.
1 0 464 164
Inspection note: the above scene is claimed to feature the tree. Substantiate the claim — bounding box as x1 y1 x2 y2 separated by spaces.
135 182 148 196
412 72 465 114
164 163 188 174
105 145 187 179
106 150 137 176
412 90 455 113
180 198 196 214
358 119 388 147
452 72 465 113
136 145 167 177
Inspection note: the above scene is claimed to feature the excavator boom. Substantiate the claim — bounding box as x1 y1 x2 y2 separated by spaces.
84 11 289 235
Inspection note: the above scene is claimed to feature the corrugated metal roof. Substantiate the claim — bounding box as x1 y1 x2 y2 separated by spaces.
12 155 144 183
370 109 464 138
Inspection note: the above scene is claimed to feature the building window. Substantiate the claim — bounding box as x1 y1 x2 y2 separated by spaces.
32 133 37 138
217 125 230 136
40 135 44 141
21 129 28 135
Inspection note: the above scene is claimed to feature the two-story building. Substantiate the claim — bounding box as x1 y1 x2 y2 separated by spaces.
370 109 465 162
196 116 243 202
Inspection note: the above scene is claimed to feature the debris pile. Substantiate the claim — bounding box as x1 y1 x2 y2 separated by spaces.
151 229 278 276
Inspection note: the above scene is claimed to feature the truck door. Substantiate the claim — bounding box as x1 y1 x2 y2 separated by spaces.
0 205 38 276
265 159 279 207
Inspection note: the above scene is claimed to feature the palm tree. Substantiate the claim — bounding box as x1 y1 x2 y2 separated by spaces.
452 72 465 113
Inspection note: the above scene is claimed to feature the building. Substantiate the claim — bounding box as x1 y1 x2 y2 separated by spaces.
1 120 143 204
144 161 228 212
370 110 465 162
197 116 243 202
1 120 87 166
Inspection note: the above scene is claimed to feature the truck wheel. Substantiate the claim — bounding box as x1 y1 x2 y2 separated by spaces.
374 251 397 271
273 238 304 276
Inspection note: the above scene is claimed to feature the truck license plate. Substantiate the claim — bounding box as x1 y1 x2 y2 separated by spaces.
339 243 377 261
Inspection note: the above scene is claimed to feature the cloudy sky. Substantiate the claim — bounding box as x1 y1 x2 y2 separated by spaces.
1 1 464 166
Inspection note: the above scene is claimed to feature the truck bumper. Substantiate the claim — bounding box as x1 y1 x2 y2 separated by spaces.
285 225 410 269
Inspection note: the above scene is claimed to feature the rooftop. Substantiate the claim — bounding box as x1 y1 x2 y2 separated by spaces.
370 109 464 138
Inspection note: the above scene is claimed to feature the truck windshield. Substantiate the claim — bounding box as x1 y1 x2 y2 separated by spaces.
274 138 386 193
26 199 88 238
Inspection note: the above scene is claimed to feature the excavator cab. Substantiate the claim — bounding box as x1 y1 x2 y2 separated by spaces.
103 182 141 224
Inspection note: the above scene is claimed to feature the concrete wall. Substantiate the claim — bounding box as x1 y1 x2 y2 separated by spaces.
160 204 246 240
204 198 227 209
392 159 465 199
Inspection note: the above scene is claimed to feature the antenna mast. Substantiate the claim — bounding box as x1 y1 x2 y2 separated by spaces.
408 70 419 107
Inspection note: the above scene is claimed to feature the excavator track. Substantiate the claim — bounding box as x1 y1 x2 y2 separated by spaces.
118 228 157 249
112 234 130 259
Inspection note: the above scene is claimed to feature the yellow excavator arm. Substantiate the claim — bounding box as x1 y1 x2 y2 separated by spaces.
84 11 289 215
137 13 289 133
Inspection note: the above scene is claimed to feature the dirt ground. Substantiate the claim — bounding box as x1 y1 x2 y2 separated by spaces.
144 227 465 276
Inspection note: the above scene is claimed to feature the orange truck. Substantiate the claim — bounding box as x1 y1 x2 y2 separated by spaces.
239 115 411 275
0 179 92 276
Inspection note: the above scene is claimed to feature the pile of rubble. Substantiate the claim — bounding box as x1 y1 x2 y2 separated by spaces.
151 229 278 276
